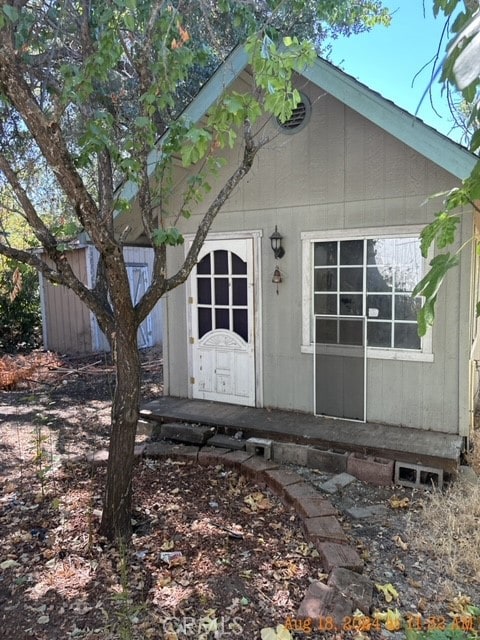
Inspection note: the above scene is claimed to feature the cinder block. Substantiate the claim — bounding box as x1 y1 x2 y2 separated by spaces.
245 437 273 460
347 453 394 486
272 442 309 466
308 448 349 474
394 461 444 489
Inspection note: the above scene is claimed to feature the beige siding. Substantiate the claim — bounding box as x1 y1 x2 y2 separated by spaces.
41 248 93 354
41 246 164 355
163 78 472 434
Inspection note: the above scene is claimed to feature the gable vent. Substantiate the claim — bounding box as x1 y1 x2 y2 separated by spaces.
277 94 311 134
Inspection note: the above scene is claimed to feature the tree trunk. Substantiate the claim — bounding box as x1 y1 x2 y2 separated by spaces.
99 320 141 542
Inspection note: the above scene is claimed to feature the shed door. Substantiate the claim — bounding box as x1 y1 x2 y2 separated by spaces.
94 263 153 351
127 264 153 349
190 238 255 406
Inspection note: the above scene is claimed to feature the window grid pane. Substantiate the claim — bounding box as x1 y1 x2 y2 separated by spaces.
313 237 423 351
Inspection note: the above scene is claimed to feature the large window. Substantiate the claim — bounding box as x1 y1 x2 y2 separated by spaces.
302 230 431 359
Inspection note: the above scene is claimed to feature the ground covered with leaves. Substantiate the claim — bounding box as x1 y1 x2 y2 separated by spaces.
1 350 480 639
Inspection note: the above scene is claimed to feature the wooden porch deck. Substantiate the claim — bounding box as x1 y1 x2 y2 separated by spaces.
140 396 464 473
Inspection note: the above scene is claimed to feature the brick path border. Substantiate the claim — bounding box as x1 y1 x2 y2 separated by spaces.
143 442 364 572
82 441 372 621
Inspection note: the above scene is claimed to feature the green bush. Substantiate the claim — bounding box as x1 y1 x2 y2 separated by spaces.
0 259 41 352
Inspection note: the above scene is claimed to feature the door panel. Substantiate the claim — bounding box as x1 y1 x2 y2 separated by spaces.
94 263 153 351
190 238 255 406
127 265 153 349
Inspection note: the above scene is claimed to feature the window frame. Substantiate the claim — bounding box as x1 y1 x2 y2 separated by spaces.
301 226 434 362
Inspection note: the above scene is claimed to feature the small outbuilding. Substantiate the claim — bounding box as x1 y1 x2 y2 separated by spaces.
114 47 479 456
39 243 163 355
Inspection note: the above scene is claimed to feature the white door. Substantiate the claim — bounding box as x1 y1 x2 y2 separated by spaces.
93 263 153 351
127 264 153 349
189 238 255 406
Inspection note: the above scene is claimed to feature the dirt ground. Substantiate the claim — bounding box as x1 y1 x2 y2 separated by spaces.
1 349 480 639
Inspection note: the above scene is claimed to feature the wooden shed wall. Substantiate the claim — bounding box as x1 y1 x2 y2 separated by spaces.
163 76 472 436
40 246 164 355
40 247 93 354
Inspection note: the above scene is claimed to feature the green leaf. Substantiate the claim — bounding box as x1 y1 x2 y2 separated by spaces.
123 12 135 31
413 253 460 336
2 4 19 23
134 116 151 128
152 228 184 247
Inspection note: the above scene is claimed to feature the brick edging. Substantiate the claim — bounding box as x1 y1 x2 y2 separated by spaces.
142 442 364 573
78 441 374 622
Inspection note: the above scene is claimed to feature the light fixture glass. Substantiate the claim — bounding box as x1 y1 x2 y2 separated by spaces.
269 225 285 259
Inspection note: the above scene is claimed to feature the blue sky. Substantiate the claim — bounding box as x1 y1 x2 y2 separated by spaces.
328 1 462 141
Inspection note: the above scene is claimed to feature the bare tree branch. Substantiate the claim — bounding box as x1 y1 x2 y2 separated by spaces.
165 119 265 292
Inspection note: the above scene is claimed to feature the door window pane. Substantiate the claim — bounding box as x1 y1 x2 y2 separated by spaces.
197 278 211 304
339 294 362 316
367 322 391 347
215 308 229 330
340 319 364 345
214 250 228 274
214 278 229 305
233 309 248 341
315 318 337 343
340 267 363 292
197 254 211 274
314 268 337 292
394 324 421 349
198 308 212 338
314 242 337 266
340 240 363 265
231 253 247 274
314 294 337 315
232 279 247 306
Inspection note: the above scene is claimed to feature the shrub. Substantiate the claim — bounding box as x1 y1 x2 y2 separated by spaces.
0 259 41 353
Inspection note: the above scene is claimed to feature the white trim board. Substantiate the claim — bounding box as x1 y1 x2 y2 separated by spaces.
301 225 434 362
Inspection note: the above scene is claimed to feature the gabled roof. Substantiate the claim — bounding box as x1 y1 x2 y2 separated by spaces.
118 45 477 215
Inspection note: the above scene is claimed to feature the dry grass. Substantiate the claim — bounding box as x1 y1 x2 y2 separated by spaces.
0 351 63 389
406 476 480 587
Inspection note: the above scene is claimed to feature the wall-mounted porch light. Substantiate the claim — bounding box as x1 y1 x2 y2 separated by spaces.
269 225 285 259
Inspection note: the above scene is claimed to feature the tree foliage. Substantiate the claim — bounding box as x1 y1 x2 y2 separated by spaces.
0 258 41 352
414 0 480 335
0 0 389 541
